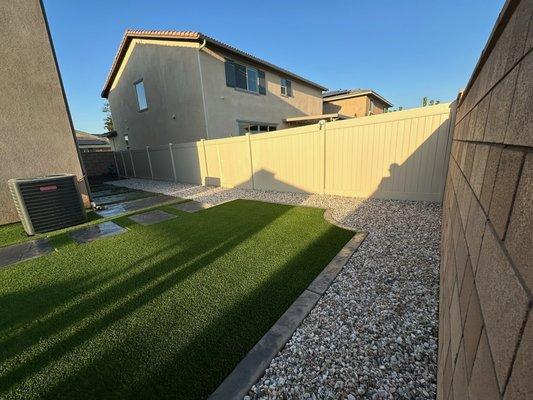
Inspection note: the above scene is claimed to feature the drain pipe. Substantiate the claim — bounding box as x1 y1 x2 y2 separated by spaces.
197 39 210 139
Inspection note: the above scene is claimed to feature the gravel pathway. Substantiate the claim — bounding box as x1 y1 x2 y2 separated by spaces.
108 179 441 399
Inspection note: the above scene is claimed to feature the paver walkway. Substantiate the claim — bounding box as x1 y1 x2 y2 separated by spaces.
96 195 177 217
128 210 176 225
69 221 126 244
0 239 53 268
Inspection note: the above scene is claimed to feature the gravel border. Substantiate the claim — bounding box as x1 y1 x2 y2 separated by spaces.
108 179 441 399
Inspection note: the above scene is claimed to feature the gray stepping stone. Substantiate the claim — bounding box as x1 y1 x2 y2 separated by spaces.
70 221 126 244
128 210 176 226
94 191 153 206
173 201 210 213
96 195 176 217
0 239 54 268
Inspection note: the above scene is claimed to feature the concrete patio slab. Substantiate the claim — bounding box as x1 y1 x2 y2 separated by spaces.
173 200 210 213
0 239 54 268
69 221 126 244
96 195 177 217
128 210 176 226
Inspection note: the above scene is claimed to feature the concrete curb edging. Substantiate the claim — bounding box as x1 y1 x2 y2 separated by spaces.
208 230 368 400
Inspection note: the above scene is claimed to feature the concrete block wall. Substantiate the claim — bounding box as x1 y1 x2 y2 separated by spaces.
80 151 117 178
438 0 532 399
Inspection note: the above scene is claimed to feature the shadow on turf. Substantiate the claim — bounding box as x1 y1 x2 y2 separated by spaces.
0 200 350 399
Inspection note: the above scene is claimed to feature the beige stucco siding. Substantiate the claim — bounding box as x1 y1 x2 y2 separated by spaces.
323 95 389 117
200 48 323 138
0 0 87 225
108 41 207 149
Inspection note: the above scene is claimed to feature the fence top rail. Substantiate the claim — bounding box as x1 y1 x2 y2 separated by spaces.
325 102 453 130
148 144 171 151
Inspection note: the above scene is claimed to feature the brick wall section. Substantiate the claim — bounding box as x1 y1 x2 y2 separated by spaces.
438 1 532 399
80 151 118 178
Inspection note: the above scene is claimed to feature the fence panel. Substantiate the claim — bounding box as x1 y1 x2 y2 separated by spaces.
149 146 174 181
171 142 204 184
324 104 453 201
122 151 134 177
203 141 222 186
116 152 126 177
212 136 253 189
112 103 454 202
130 149 151 179
250 124 323 193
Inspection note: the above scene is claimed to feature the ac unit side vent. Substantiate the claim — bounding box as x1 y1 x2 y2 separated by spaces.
8 174 87 235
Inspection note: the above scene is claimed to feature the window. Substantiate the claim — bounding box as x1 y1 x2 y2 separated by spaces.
124 134 129 147
280 78 292 96
225 59 266 94
134 80 148 111
237 121 277 135
369 99 375 115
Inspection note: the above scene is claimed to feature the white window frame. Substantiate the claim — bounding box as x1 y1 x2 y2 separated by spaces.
245 67 259 93
237 121 277 135
134 79 148 111
280 78 292 96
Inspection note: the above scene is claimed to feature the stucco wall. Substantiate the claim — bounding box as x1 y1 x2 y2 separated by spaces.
108 41 207 150
323 95 389 117
437 0 532 398
107 40 324 148
0 0 88 225
200 48 323 138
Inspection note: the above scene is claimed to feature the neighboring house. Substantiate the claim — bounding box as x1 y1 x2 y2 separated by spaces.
0 0 89 225
75 130 111 152
101 30 327 150
323 89 393 117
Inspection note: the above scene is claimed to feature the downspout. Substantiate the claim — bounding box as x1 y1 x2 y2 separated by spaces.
197 39 210 139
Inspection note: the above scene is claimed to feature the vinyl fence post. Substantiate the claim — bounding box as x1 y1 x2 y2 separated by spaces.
201 139 209 186
246 133 254 190
319 120 327 195
146 146 154 179
168 143 177 182
129 149 136 177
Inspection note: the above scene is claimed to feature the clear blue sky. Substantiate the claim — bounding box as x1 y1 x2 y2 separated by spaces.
43 0 505 134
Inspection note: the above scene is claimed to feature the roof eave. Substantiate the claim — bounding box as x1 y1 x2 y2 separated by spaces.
102 31 328 98
323 91 393 107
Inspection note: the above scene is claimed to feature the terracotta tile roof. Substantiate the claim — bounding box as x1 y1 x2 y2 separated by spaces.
101 30 327 97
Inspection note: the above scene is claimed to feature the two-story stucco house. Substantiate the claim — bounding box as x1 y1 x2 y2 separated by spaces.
101 30 327 150
322 89 393 117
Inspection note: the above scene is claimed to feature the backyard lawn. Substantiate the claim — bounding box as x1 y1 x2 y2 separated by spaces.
0 199 353 399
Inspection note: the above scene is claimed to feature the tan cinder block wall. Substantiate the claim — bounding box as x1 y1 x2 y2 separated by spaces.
438 0 532 398
0 0 88 225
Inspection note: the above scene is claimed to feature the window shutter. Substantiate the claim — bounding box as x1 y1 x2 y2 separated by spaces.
225 60 236 87
286 80 293 96
258 70 266 94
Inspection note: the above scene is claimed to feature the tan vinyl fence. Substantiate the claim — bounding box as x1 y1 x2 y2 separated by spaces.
115 102 455 202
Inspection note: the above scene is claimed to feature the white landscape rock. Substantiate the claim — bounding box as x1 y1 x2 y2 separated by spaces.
109 179 440 399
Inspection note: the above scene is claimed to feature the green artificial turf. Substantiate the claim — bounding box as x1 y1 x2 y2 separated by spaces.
0 200 184 249
0 200 353 400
